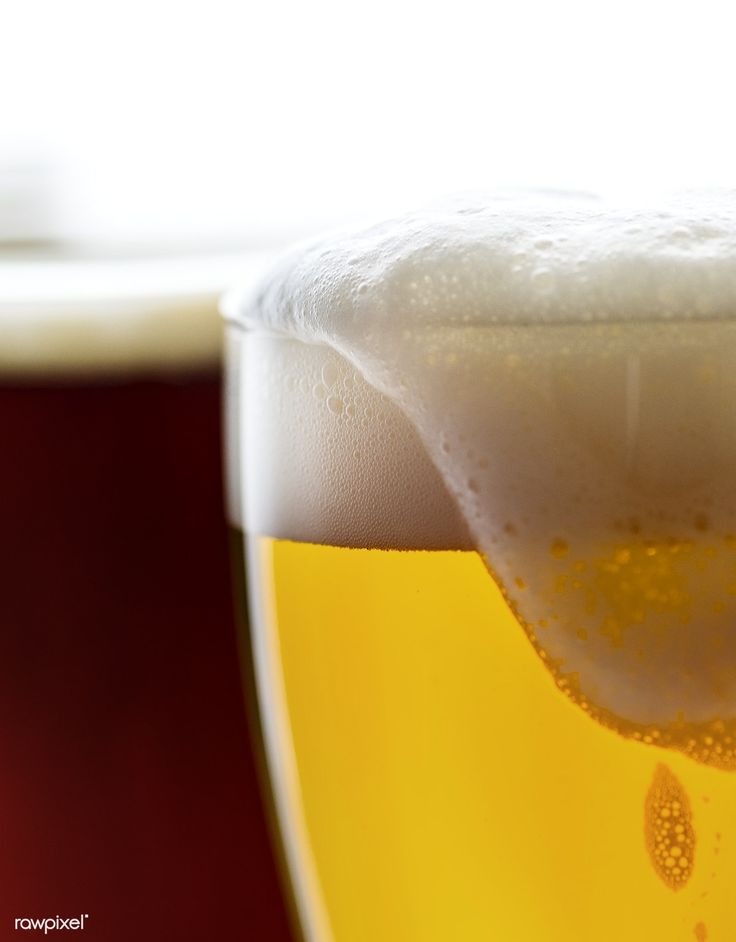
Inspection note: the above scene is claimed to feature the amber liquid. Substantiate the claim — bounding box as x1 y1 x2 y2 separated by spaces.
234 531 736 942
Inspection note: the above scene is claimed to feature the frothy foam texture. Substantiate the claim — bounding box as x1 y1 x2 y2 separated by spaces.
226 193 736 767
0 249 273 376
225 190 736 336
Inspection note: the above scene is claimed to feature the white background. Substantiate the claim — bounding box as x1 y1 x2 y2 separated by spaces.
2 0 736 244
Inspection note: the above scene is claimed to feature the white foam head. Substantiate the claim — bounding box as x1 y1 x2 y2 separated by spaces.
224 190 736 546
226 192 736 757
225 190 736 335
0 248 274 377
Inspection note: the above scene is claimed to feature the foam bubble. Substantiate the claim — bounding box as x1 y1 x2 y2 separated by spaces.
226 193 736 763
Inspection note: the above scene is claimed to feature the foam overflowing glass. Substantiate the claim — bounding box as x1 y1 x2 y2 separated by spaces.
224 194 736 942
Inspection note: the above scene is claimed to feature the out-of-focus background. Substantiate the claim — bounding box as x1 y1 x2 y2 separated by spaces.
3 0 736 245
1 2 735 941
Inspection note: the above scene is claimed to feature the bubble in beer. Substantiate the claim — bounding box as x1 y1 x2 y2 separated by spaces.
644 764 695 890
550 539 569 560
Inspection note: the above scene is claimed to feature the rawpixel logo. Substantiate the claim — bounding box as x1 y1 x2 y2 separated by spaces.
14 915 89 934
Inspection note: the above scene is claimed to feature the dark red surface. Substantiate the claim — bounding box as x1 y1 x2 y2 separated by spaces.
0 374 293 941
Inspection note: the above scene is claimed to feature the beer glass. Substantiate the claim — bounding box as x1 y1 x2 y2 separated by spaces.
224 196 736 942
0 246 291 940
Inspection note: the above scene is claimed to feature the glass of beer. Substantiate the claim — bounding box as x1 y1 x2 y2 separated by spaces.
224 194 736 942
0 244 291 939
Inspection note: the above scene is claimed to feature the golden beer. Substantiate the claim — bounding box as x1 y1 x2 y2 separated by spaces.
225 196 736 942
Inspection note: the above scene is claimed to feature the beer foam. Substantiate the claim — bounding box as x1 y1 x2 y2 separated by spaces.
231 330 472 550
226 193 736 764
0 249 273 377
224 191 736 337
